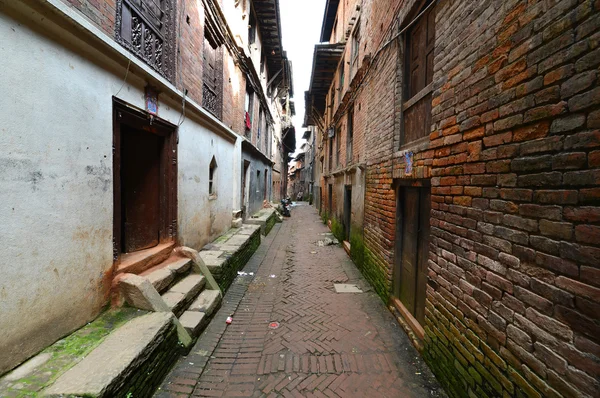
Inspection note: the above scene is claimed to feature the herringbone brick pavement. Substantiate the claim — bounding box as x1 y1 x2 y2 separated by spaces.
157 204 444 398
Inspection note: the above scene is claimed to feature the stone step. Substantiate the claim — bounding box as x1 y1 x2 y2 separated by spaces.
141 256 192 293
42 312 175 397
189 289 222 317
161 274 206 316
179 311 207 336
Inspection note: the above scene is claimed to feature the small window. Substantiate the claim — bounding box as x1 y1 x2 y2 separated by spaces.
338 59 345 104
351 22 360 71
336 125 342 166
245 84 254 138
248 9 257 46
257 108 263 148
347 106 354 164
209 156 217 195
328 137 333 171
332 19 338 42
328 85 335 123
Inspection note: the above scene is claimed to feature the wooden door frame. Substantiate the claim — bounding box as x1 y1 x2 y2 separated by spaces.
393 179 431 336
112 98 178 263
344 185 352 241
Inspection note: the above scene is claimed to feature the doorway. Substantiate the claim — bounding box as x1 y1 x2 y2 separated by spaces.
393 184 431 326
121 126 161 252
328 184 333 216
242 160 250 217
344 186 352 241
113 99 177 260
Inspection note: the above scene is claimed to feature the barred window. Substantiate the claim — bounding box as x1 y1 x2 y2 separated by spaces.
116 0 176 81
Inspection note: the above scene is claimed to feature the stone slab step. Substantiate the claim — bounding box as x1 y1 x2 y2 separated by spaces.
162 274 206 316
179 311 207 336
188 289 221 317
42 312 174 397
141 257 192 293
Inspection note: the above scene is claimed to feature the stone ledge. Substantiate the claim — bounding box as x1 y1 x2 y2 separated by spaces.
199 224 262 291
244 208 278 236
42 312 176 397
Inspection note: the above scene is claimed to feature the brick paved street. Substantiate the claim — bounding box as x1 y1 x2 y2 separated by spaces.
157 204 444 397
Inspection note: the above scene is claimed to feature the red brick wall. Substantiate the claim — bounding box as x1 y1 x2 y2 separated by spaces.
63 0 116 36
353 0 600 396
417 0 599 396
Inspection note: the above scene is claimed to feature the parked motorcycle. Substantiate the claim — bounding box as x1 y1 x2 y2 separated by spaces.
280 197 291 217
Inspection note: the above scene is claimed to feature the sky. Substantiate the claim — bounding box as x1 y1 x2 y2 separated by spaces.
279 0 327 153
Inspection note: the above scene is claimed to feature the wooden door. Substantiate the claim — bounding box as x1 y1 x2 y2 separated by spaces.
344 186 352 241
394 185 430 324
121 126 162 252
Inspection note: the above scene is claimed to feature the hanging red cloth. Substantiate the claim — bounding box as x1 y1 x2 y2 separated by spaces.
245 112 251 130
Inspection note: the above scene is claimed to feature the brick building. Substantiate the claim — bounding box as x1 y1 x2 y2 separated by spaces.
305 0 600 397
0 0 293 375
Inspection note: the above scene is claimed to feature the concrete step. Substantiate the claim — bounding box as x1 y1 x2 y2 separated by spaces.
161 274 206 316
42 312 175 397
141 256 192 293
189 289 221 317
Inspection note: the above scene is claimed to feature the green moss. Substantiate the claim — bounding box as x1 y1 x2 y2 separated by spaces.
349 228 365 269
320 211 329 225
330 217 345 243
1 308 140 397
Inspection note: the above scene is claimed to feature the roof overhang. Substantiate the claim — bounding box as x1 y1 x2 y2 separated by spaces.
253 0 288 92
320 0 340 42
282 125 296 158
304 43 344 126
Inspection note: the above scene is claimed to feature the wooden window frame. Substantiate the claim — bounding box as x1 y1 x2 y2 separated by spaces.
336 125 342 167
203 26 224 119
351 21 360 72
116 0 176 81
346 106 354 165
400 1 436 147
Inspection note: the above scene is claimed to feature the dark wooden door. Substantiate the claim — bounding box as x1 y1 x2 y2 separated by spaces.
394 185 430 324
344 186 352 241
121 126 162 252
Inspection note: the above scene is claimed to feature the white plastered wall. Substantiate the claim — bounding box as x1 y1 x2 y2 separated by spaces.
0 2 237 374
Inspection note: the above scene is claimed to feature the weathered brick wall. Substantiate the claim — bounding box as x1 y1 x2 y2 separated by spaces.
63 0 116 36
421 0 600 397
361 40 400 301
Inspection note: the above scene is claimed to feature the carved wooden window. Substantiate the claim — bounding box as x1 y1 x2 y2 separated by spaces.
402 2 435 146
116 0 176 81
203 28 223 119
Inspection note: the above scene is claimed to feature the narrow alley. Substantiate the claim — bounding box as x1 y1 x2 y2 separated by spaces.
157 203 443 398
1 0 599 397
